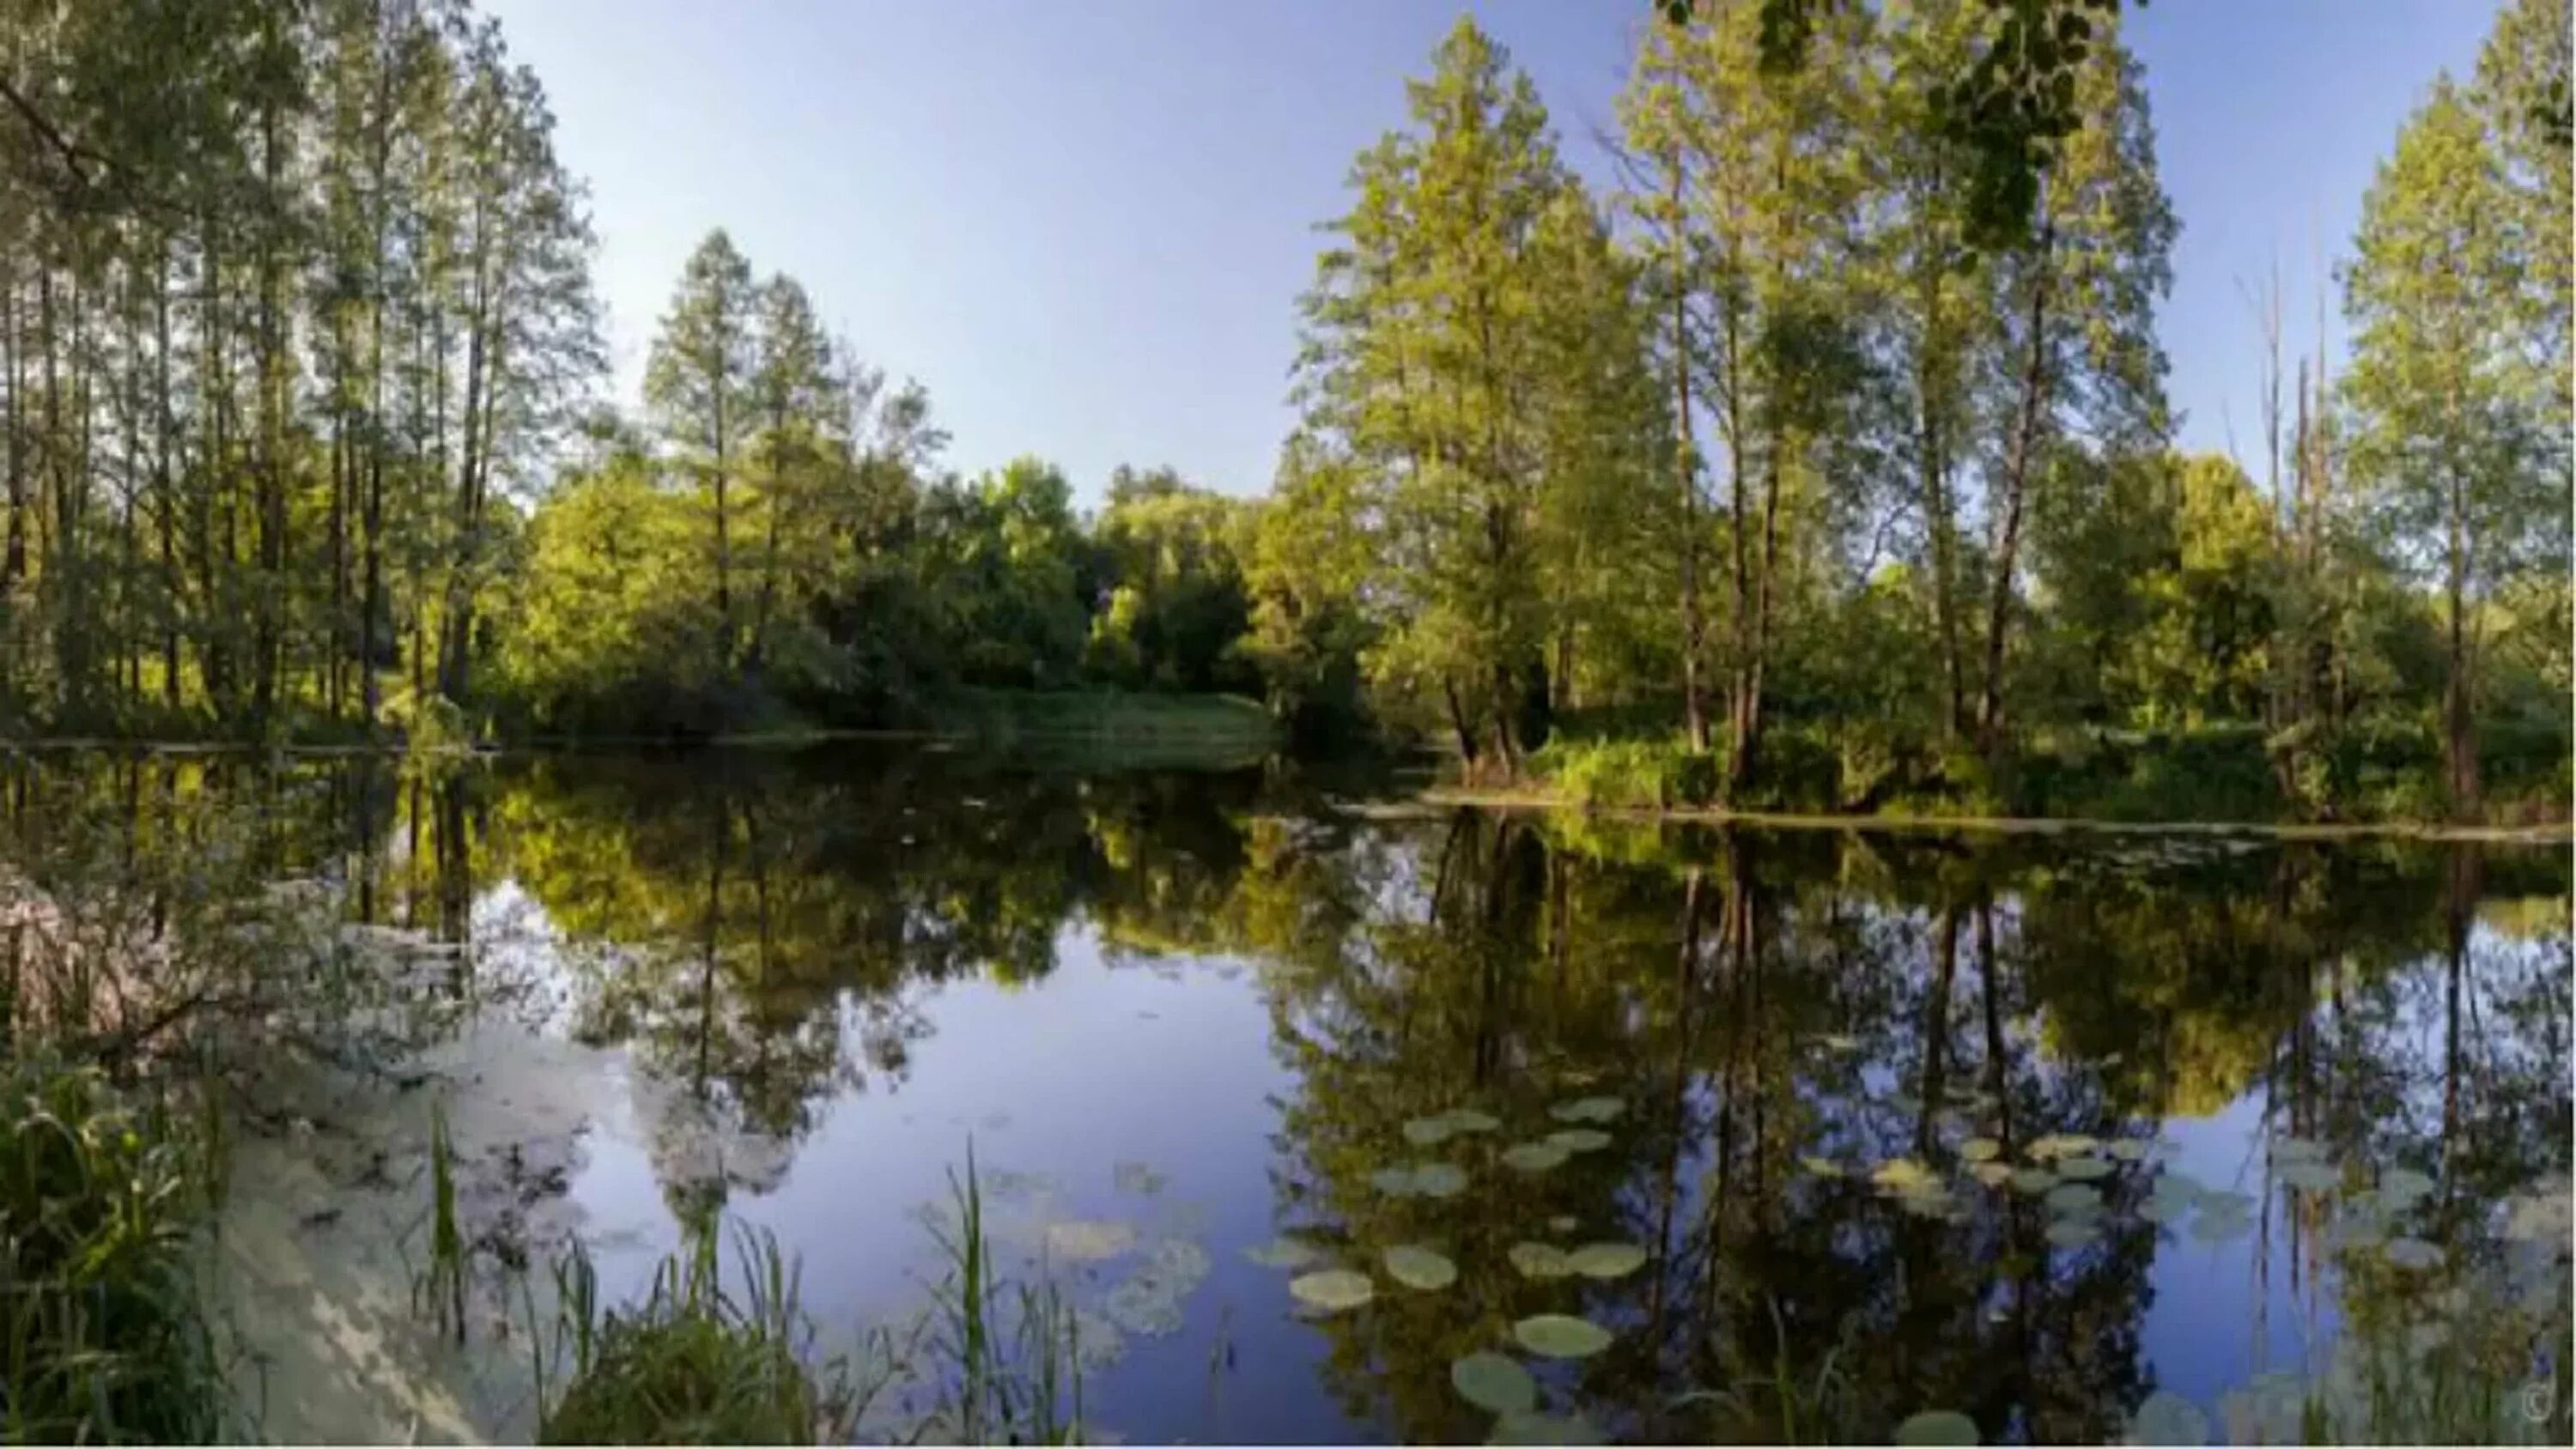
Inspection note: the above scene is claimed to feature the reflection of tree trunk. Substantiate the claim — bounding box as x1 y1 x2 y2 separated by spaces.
1978 897 2008 1148
1918 906 1959 1157
697 795 727 1100
2440 845 2476 1186
1430 811 1468 926
1651 870 1704 1340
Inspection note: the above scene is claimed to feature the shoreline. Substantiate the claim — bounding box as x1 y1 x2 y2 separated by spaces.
1417 785 2576 845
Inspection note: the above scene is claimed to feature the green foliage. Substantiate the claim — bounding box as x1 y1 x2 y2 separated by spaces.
0 1056 227 1445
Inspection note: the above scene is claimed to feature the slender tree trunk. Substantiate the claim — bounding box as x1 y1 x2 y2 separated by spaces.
1672 158 1709 755
1978 221 2056 754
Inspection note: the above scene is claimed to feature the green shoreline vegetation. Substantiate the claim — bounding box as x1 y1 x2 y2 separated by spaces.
0 0 2568 1440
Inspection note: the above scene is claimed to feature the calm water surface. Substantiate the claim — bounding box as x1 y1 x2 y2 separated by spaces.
8 745 2570 1444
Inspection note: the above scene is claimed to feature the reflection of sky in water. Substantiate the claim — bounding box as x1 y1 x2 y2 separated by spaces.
457 846 2565 1446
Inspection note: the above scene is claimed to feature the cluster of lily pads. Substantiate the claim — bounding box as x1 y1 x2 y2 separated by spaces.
1242 1088 1646 1443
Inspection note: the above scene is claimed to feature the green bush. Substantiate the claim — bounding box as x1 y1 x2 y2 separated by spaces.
0 1056 226 1444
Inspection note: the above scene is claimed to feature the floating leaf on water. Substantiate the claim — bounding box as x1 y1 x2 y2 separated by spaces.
1894 1410 1980 1446
2383 1237 2444 1270
1820 1033 1862 1053
2189 1209 2255 1245
1971 1161 2015 1188
1502 1143 1571 1174
2045 1219 2101 1248
1565 1242 1647 1279
1546 1215 1579 1234
2276 1161 2340 1192
2270 1134 2327 1165
2379 1167 2435 1206
1513 1313 1613 1360
2028 1134 2099 1161
1103 1276 1186 1337
1450 1352 1537 1416
2140 1195 2189 1224
2331 1218 2386 1252
2010 1168 2057 1195
1243 1237 1320 1270
1802 1156 1843 1178
1414 1163 1468 1197
2504 1187 2572 1242
1113 1161 1168 1196
1044 1220 1139 1263
1899 1189 1960 1222
1289 1269 1376 1313
1370 1167 1423 1197
2107 1139 2152 1162
1558 1068 1601 1088
2125 1389 2209 1446
1383 1243 1458 1291
1403 1116 1458 1147
1961 1137 2002 1163
2056 1155 2113 1181
1550 1096 1625 1125
1547 1129 1613 1154
1490 1411 1605 1446
1444 1109 1503 1135
1873 1157 1936 1192
2045 1183 2101 1214
1507 1242 1571 1280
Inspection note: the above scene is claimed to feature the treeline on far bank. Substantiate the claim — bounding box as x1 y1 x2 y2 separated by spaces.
0 0 2567 825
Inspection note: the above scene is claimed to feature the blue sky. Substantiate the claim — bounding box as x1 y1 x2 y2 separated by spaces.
484 0 2497 504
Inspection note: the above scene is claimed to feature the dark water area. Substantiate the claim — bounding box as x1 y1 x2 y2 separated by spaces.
3 743 2569 1444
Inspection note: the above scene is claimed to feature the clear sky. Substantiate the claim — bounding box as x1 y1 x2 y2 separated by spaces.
483 0 2498 504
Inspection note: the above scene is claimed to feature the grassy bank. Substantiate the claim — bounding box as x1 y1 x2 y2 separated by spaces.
1467 720 2571 834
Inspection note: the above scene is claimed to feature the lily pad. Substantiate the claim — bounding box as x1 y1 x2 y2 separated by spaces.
1873 1157 1937 1191
1370 1167 1423 1197
1044 1219 1139 1262
2276 1161 2340 1192
2028 1133 2099 1161
1551 1096 1625 1125
1514 1313 1614 1360
1565 1241 1648 1279
1403 1116 1459 1147
2379 1167 2434 1205
1383 1243 1458 1291
1801 1155 1843 1178
2140 1195 2190 1224
1490 1411 1605 1446
2010 1168 2057 1195
1451 1352 1537 1416
1547 1128 1613 1154
2126 1389 2209 1446
1113 1161 1169 1196
2045 1183 2101 1214
1415 1163 1468 1197
1502 1142 1571 1173
1961 1137 2002 1162
2056 1155 2113 1181
1894 1410 1980 1445
1445 1109 1503 1135
1546 1215 1580 1234
2383 1237 2444 1270
1508 1242 1572 1279
1971 1161 2015 1188
2107 1138 2153 1162
1289 1269 1376 1313
1243 1237 1321 1270
2046 1219 2102 1248
2189 1207 2256 1244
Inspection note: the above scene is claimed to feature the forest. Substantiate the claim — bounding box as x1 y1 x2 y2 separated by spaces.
0 0 2567 822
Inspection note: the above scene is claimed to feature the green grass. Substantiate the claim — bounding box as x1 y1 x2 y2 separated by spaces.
941 688 1278 770
0 1054 229 1444
531 1222 858 1446
915 1141 1086 1445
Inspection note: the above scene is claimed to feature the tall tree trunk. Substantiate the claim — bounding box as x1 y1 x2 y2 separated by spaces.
1672 157 1710 755
1978 221 2056 754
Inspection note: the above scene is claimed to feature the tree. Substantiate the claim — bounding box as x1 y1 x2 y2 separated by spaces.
645 228 757 672
2341 69 2567 817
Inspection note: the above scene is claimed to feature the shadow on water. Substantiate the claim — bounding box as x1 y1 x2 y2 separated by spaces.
3 743 2567 1444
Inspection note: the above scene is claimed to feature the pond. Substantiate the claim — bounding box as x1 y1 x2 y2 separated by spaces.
3 744 2569 1445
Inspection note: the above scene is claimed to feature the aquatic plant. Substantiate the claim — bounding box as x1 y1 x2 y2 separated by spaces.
0 1054 229 1444
534 1220 858 1446
914 1142 1089 1445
